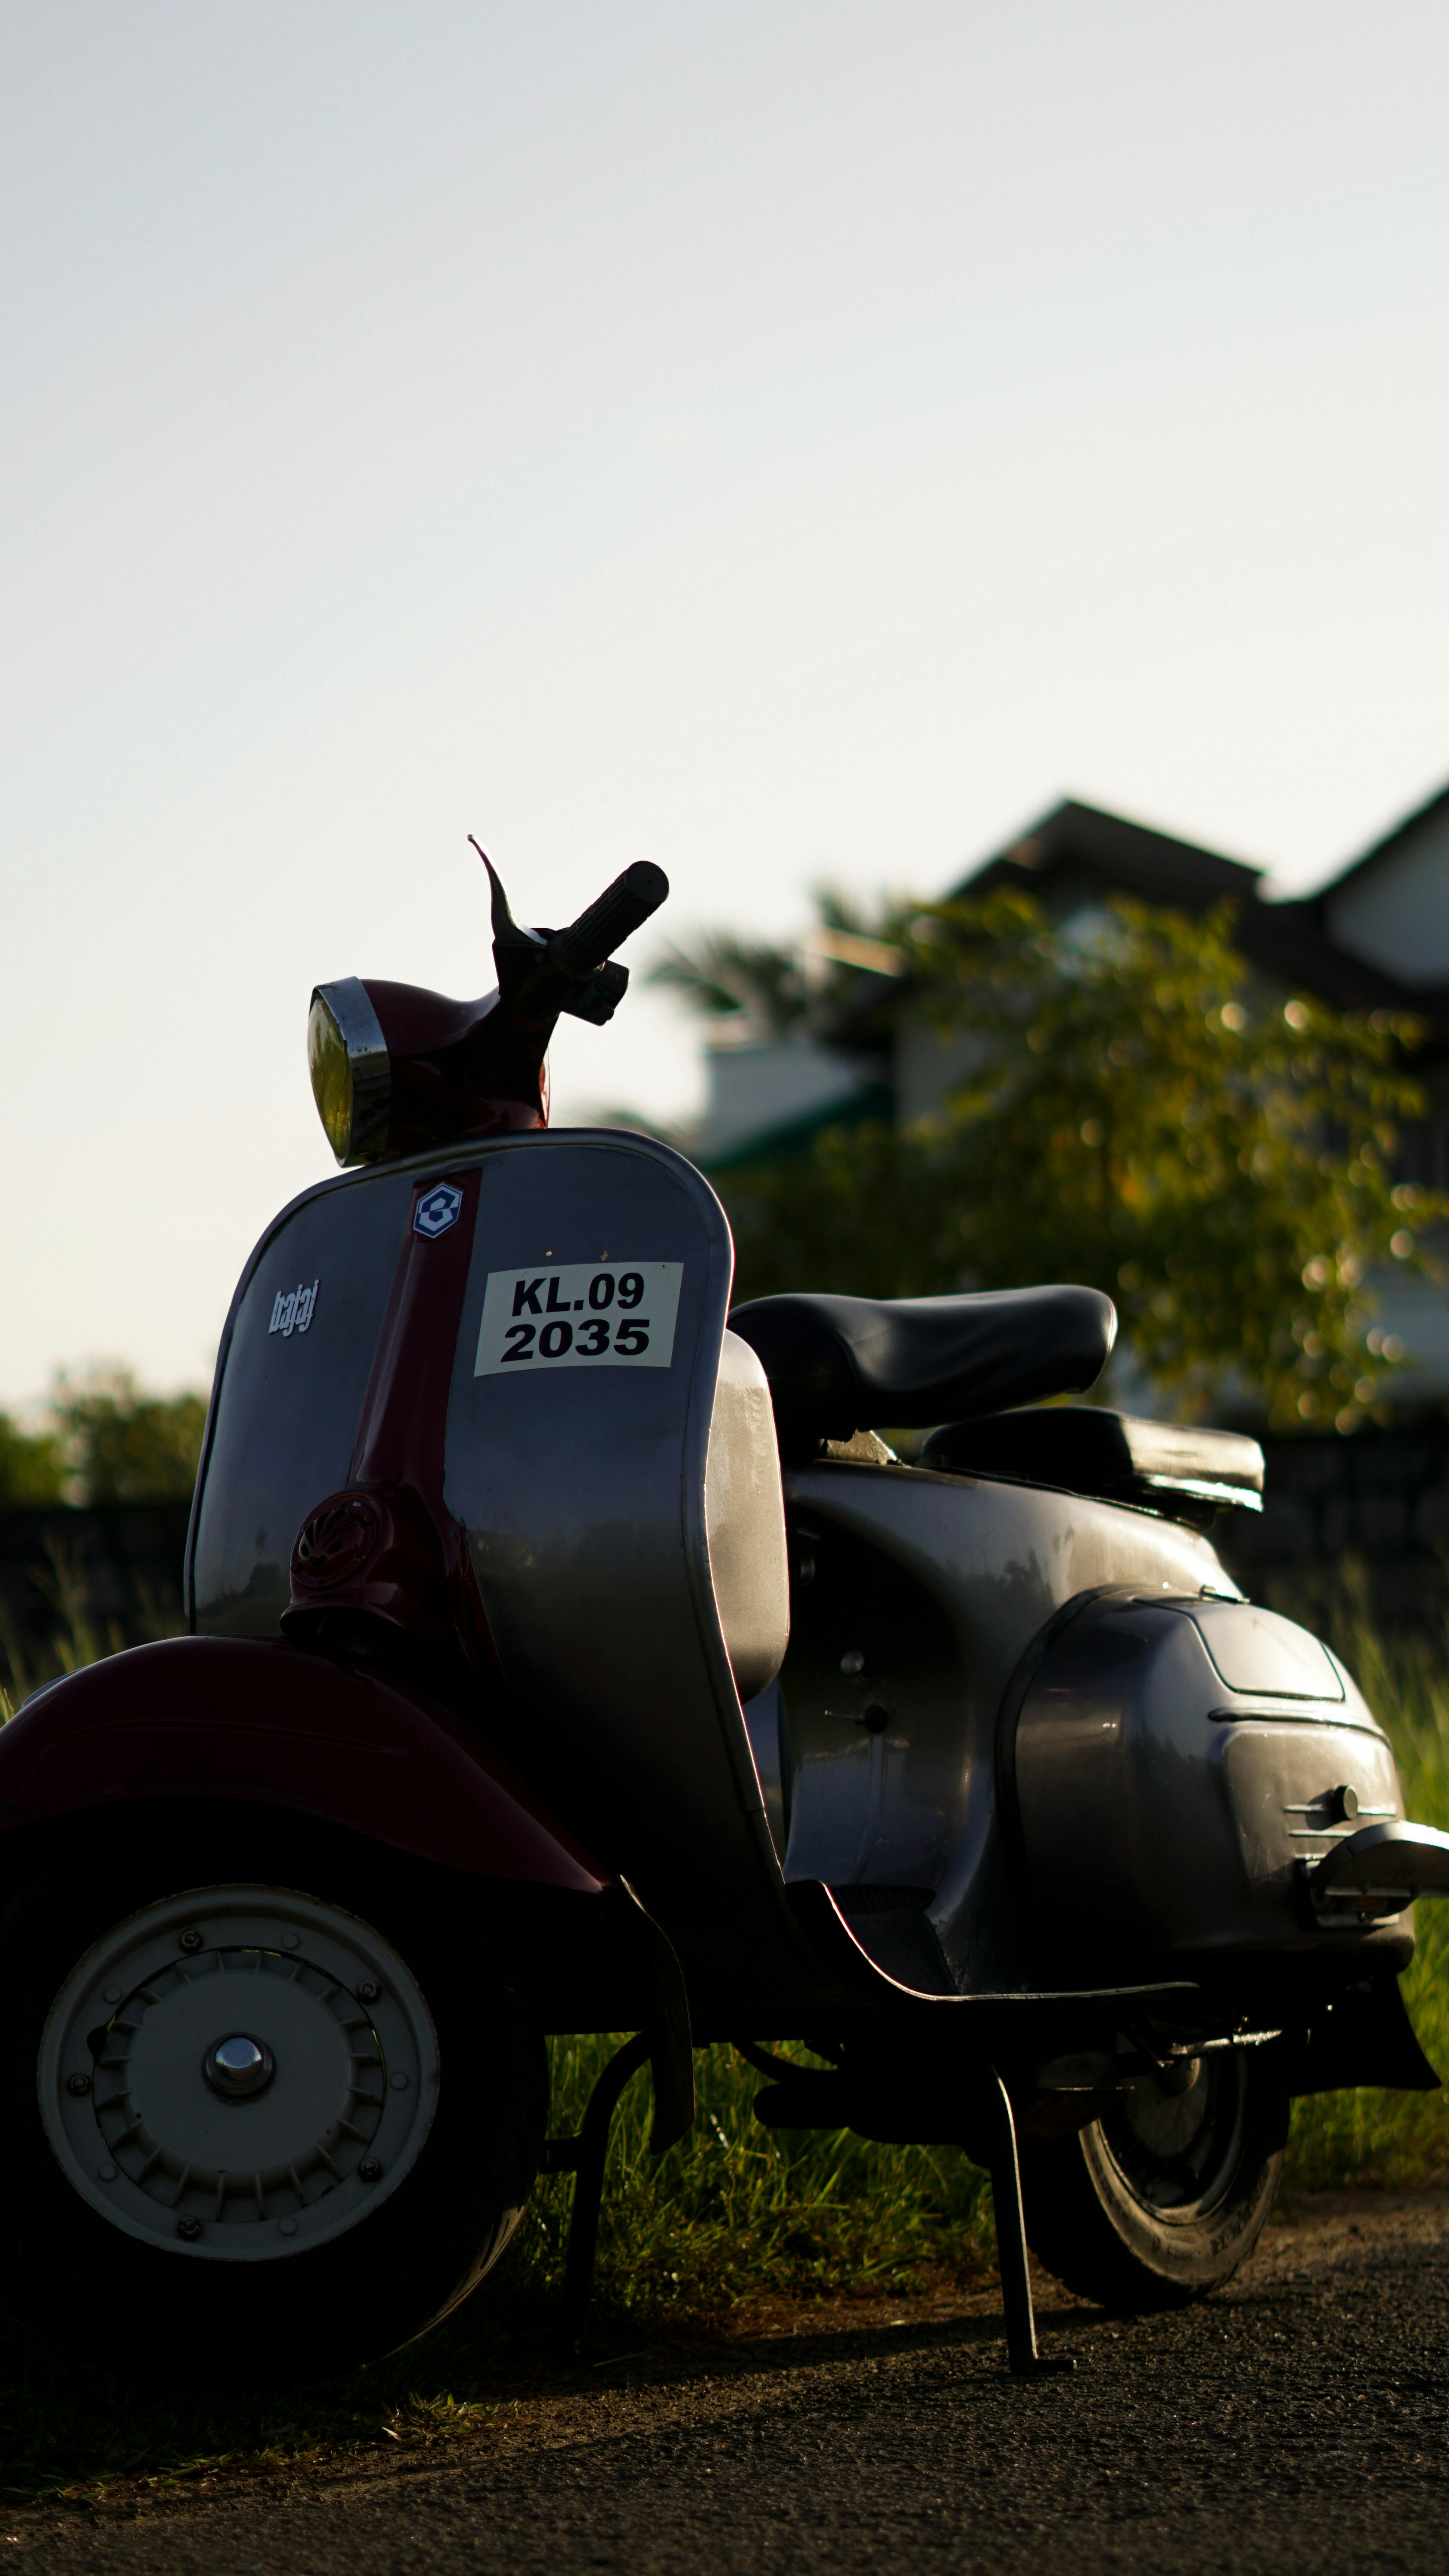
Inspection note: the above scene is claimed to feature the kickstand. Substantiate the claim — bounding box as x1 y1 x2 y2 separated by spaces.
542 2032 652 2347
975 2063 1076 2380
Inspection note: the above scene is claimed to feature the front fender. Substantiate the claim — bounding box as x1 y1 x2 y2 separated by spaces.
0 1636 606 1892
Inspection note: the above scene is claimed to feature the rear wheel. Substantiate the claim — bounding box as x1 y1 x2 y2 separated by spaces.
1 1818 546 2384
1019 2046 1288 2311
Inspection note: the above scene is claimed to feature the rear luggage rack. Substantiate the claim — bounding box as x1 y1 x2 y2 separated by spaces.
920 1406 1264 1530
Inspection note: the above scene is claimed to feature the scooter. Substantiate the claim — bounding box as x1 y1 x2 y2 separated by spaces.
3 848 1448 2385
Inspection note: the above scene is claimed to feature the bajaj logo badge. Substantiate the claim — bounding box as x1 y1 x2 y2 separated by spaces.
414 1183 464 1239
269 1280 318 1337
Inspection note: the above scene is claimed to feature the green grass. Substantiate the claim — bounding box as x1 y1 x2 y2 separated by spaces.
540 2032 996 2315
0 1566 1446 2502
0 1531 178 1716
1276 1577 1449 2193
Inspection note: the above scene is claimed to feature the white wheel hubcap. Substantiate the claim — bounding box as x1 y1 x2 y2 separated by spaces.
39 1884 439 2261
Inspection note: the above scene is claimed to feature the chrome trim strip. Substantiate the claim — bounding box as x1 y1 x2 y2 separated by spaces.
1138 1473 1263 1513
1205 1701 1377 1722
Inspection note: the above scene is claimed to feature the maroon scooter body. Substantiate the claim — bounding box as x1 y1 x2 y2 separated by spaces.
0 1634 606 1891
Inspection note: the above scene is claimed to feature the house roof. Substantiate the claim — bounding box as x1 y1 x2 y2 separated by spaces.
1310 777 1449 905
710 782 1449 1173
950 795 1443 1027
952 796 1264 912
1282 780 1449 1017
814 788 1449 1074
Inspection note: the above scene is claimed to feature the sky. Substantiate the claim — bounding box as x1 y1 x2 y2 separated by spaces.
3 0 1449 1408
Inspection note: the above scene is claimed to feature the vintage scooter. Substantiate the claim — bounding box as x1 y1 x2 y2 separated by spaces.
3 847 1448 2385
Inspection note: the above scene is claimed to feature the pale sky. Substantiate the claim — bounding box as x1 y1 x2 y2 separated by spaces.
4 1 1449 1407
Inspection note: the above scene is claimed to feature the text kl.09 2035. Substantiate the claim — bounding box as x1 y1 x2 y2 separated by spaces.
473 1262 683 1376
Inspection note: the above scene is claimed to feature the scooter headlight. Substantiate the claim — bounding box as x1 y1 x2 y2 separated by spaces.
307 979 392 1166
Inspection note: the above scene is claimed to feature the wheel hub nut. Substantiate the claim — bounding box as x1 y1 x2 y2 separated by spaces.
204 2033 276 2099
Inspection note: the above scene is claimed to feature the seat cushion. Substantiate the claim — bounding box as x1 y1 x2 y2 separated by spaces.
919 1405 1264 1525
728 1285 1116 1450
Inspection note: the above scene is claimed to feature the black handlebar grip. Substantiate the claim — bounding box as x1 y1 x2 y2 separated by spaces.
549 861 670 978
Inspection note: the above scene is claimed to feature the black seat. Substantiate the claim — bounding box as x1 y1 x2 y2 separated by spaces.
729 1286 1116 1452
920 1406 1264 1528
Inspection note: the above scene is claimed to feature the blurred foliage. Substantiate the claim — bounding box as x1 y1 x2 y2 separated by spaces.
713 891 1443 1428
0 1413 67 1508
649 883 910 1037
650 923 818 1036
0 1369 206 1508
50 1369 206 1505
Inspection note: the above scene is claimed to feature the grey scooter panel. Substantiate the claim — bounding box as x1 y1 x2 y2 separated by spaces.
442 1133 816 2009
1012 1593 1409 1971
781 1459 1229 1991
185 1130 837 2015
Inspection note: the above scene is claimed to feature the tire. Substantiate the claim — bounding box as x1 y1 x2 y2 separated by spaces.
0 1813 546 2385
1019 2046 1288 2312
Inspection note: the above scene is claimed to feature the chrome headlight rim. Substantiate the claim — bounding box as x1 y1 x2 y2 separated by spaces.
309 978 391 1165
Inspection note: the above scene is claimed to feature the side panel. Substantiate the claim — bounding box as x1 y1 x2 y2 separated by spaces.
0 1636 606 1888
781 1462 1228 1990
1013 1598 1408 1968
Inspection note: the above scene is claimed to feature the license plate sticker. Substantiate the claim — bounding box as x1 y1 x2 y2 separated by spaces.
474 1261 684 1376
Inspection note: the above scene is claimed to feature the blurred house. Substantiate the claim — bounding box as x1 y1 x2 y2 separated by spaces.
697 779 1449 1402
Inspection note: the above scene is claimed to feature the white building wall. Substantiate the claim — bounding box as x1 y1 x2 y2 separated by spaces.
1367 1265 1449 1405
698 1038 874 1164
1327 805 1449 987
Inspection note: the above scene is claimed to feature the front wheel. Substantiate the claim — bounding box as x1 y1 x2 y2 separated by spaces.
1019 2046 1288 2312
1 1818 546 2384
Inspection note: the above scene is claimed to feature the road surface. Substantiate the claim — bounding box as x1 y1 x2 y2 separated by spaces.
13 2189 1449 2575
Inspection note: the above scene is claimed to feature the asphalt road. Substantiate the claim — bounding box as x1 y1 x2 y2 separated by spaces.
14 2190 1449 2576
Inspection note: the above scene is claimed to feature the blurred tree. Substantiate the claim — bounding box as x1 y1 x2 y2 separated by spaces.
698 890 1442 1430
649 885 908 1038
48 1370 207 1504
0 1413 67 1507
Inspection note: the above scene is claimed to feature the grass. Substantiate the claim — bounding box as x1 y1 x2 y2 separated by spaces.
1274 1572 1449 2195
0 1531 179 1719
0 1563 1446 2503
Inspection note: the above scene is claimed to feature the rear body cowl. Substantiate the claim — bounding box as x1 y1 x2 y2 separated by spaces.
1009 1591 1411 1977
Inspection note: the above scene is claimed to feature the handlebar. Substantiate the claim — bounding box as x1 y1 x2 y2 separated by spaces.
549 861 669 978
